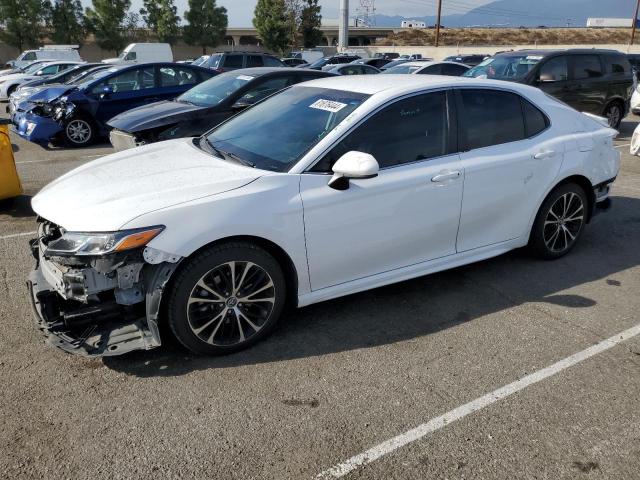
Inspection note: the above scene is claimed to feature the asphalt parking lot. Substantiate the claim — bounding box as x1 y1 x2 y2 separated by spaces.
1 116 640 480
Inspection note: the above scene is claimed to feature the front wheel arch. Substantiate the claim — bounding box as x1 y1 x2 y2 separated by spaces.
167 235 299 310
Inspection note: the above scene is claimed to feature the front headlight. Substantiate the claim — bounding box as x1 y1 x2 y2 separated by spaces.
44 226 164 257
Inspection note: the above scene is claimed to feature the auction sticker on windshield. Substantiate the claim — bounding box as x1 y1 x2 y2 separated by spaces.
310 99 348 113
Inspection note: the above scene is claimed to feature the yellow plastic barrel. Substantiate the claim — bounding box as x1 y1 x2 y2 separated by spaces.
0 122 23 201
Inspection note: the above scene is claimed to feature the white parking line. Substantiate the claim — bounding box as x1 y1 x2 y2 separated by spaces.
0 231 36 240
15 157 88 165
316 323 640 479
615 143 631 149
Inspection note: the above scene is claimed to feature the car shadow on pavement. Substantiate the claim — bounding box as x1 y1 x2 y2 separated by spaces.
0 194 34 217
102 195 640 378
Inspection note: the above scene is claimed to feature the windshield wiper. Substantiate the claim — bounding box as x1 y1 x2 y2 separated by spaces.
204 137 255 168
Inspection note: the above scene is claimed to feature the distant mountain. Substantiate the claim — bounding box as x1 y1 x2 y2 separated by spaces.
373 0 638 28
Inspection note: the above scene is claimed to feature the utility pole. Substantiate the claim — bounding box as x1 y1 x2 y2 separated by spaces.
632 0 640 45
435 0 443 47
339 0 349 52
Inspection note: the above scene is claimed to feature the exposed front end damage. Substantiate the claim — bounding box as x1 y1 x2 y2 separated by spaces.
14 98 76 145
27 219 181 357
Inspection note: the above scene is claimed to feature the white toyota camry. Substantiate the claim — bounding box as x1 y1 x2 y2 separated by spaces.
29 75 619 357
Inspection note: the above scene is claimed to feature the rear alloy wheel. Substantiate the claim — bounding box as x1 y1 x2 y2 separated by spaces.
604 102 622 129
64 118 94 147
529 184 588 259
167 242 286 355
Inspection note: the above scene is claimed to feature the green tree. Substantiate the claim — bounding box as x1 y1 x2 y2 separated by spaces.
85 0 131 53
183 0 228 55
140 0 180 45
0 0 49 52
49 0 85 45
253 0 289 55
299 0 322 48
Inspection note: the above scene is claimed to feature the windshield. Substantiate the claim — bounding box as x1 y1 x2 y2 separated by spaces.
192 55 209 66
76 68 120 90
382 64 422 74
463 54 541 80
204 86 369 172
178 71 254 107
308 57 328 69
65 67 107 85
381 59 409 70
24 62 48 74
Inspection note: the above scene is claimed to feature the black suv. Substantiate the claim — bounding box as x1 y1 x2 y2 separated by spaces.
198 52 285 72
464 49 633 128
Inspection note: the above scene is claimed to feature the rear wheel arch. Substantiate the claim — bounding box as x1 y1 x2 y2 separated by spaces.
553 175 595 222
528 175 595 244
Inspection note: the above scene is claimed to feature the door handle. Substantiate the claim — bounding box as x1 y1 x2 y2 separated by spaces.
533 150 556 160
431 170 461 182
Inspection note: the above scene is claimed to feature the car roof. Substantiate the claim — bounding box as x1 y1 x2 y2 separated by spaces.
229 67 323 76
498 48 624 57
297 75 538 96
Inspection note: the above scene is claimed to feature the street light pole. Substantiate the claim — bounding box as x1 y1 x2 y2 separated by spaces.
339 0 349 51
631 0 640 45
435 0 443 47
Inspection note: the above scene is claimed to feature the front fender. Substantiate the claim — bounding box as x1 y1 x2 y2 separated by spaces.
121 174 311 296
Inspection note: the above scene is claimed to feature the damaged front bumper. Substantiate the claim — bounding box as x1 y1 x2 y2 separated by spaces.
27 221 180 357
15 111 63 146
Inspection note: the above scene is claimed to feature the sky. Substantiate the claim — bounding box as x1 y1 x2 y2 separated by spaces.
83 0 494 27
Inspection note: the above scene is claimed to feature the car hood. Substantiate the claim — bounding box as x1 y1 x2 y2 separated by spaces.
32 138 266 232
28 84 76 103
1 73 33 83
107 100 207 133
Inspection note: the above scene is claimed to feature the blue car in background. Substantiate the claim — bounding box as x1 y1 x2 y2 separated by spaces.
14 62 216 147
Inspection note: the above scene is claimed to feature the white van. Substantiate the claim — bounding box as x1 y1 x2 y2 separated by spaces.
9 46 81 68
102 43 173 64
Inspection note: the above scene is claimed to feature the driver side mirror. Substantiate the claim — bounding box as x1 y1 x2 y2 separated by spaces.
328 151 379 190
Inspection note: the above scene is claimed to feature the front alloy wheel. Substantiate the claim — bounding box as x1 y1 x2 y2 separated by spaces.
167 242 286 355
529 183 587 259
187 261 275 346
64 118 94 147
605 103 622 129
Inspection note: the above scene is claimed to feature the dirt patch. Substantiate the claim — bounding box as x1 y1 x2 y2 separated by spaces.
377 28 632 47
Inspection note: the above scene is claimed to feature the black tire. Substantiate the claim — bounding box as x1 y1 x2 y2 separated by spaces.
604 101 623 129
63 116 95 147
166 242 287 355
528 183 588 260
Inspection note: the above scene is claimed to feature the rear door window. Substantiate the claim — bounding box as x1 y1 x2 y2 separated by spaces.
263 56 284 67
247 55 264 67
604 55 631 76
442 63 469 76
419 64 443 75
159 66 198 86
458 89 525 150
573 55 603 79
522 99 549 137
222 54 244 69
